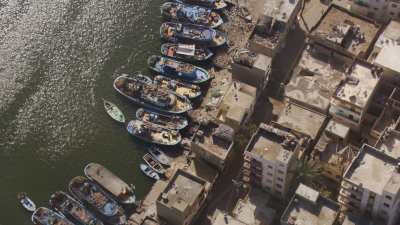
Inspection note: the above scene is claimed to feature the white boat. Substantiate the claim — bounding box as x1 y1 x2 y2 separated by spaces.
17 192 36 212
140 164 160 181
148 146 171 166
143 153 166 174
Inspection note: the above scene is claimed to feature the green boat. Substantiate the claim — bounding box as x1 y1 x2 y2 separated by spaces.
103 99 125 123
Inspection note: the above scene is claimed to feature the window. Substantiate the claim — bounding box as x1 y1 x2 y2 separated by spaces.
277 177 284 182
385 195 393 200
390 12 395 16
278 170 284 174
392 3 397 7
384 203 390 207
267 172 273 176
276 183 283 189
268 165 273 169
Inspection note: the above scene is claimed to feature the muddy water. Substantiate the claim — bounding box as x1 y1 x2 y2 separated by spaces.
0 0 162 223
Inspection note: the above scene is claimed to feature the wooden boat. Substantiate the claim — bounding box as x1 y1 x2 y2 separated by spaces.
84 162 136 205
113 74 192 114
124 72 153 85
161 2 223 28
49 191 104 225
103 99 125 123
31 207 75 225
154 75 201 99
147 55 211 84
139 164 160 181
136 108 188 130
68 176 126 225
143 153 166 174
127 120 182 146
175 0 227 9
160 22 227 47
17 192 36 212
161 43 213 61
148 146 171 166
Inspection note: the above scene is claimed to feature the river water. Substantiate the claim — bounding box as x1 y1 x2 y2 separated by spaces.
0 0 162 224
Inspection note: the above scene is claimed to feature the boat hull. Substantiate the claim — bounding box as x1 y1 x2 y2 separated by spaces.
140 164 160 181
136 108 188 130
160 43 213 62
126 120 182 146
175 0 227 9
103 99 125 123
31 207 75 225
154 75 202 99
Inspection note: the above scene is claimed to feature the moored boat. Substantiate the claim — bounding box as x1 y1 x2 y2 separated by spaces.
175 0 227 9
124 72 153 85
136 108 188 130
154 75 202 99
161 43 213 62
68 176 126 225
139 164 160 181
84 163 136 205
143 153 166 174
161 2 223 28
113 74 192 114
160 22 227 47
103 99 125 123
148 146 171 166
147 55 211 84
17 192 36 212
31 207 75 225
49 191 104 225
126 120 182 146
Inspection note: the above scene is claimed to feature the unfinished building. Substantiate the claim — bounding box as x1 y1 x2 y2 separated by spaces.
310 5 380 59
338 144 400 225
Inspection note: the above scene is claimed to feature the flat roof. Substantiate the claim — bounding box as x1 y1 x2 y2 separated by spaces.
277 101 327 140
344 145 400 195
285 44 348 112
246 123 300 163
281 184 340 225
311 6 379 56
262 0 300 23
325 120 350 139
342 213 375 225
158 170 206 212
334 62 380 108
375 129 400 159
212 210 247 225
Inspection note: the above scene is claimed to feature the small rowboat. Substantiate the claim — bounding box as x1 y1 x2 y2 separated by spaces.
103 99 125 123
154 75 202 99
148 146 171 166
143 153 166 174
17 192 36 212
127 120 182 146
161 43 213 62
32 207 75 225
136 108 188 130
140 164 160 181
147 55 211 84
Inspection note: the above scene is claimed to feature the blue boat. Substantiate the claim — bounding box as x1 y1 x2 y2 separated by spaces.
31 207 75 225
160 22 227 47
147 55 211 84
113 74 192 114
161 2 223 28
175 0 227 9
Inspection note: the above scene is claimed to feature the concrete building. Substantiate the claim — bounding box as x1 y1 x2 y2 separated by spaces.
242 122 310 199
313 120 356 183
277 100 328 143
349 0 400 23
329 61 381 131
232 52 272 97
341 213 376 225
215 81 257 131
281 183 340 225
375 119 400 159
248 0 301 57
211 210 247 225
338 144 400 225
310 5 380 59
232 188 276 225
285 42 351 113
156 169 209 225
191 122 234 171
369 21 400 83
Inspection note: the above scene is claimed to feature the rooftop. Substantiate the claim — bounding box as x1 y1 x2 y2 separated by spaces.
245 123 302 163
211 210 247 225
232 188 276 225
277 101 327 140
375 127 400 159
334 62 380 109
285 43 348 112
344 144 400 195
157 169 206 212
262 0 300 23
281 184 340 225
372 21 400 73
311 5 380 57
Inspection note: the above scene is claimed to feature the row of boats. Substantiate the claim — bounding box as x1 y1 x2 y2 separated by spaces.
26 163 136 225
